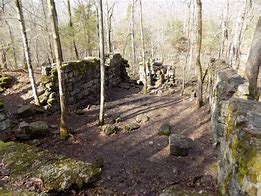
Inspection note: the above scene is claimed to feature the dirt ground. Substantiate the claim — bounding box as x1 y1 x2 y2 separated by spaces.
0 70 218 195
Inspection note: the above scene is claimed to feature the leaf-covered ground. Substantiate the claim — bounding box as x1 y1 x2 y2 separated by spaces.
0 70 217 195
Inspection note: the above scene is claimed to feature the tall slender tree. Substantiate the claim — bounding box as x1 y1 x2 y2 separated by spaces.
41 0 54 63
139 0 147 95
106 0 115 54
131 0 136 68
195 0 203 107
47 0 69 140
98 0 105 125
66 0 79 60
245 16 261 100
5 21 18 69
15 0 40 105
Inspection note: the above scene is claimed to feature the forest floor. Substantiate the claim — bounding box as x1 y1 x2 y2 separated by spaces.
0 70 218 195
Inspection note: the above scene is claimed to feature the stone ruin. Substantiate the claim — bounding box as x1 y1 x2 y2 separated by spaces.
138 60 176 95
209 62 261 195
39 53 130 108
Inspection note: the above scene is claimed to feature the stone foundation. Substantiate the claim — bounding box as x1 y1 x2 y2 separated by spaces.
210 65 261 195
40 53 129 106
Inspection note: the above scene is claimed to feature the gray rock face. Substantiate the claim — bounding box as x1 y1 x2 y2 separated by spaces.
17 105 34 118
169 134 193 156
158 123 171 136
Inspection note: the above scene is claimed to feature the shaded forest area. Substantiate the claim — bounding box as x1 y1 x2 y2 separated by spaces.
0 0 260 195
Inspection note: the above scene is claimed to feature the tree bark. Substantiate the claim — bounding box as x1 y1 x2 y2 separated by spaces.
47 0 69 140
139 0 147 95
5 21 18 69
106 1 114 54
220 0 229 59
195 0 203 107
98 0 105 125
245 16 261 100
41 0 55 63
231 0 247 69
16 0 40 105
66 0 79 60
131 0 136 67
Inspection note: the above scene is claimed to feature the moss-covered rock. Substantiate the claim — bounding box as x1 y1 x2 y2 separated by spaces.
124 123 140 133
0 76 12 88
158 123 171 136
101 124 119 135
0 141 102 193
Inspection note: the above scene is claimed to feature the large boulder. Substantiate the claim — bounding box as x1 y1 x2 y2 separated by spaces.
0 141 102 193
169 134 194 156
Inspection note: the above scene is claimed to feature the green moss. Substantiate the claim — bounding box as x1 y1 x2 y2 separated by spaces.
0 101 4 108
40 75 53 85
0 76 12 88
0 141 101 193
61 59 99 75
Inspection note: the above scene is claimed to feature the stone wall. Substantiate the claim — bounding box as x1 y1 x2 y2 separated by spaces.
209 66 261 195
40 53 129 106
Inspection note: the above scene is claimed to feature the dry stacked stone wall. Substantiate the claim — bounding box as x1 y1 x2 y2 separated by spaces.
209 65 261 195
40 53 129 107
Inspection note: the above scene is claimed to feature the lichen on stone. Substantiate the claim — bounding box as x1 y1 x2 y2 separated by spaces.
0 141 101 193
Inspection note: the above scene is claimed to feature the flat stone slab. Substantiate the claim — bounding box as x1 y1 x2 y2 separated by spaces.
0 141 101 194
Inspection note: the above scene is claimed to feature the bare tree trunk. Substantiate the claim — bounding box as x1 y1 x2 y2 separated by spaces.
16 0 39 105
195 0 203 107
5 21 18 69
0 50 7 69
106 1 114 54
245 16 261 100
139 0 147 95
220 0 229 59
231 0 247 69
47 0 69 140
131 0 136 67
41 0 55 63
187 0 196 80
98 0 105 125
182 0 192 95
66 0 79 60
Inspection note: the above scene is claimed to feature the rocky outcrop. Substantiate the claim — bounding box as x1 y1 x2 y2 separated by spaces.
209 66 261 195
0 141 101 194
40 54 129 108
